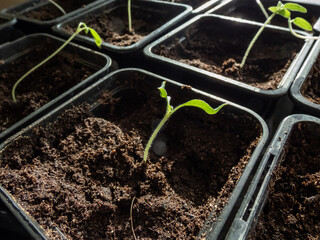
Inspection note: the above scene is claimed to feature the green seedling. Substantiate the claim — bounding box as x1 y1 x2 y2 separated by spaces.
143 81 228 162
241 1 318 68
11 22 102 103
48 0 66 15
128 0 133 33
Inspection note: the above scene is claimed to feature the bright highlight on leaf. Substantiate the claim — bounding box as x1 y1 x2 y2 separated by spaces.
143 81 228 162
292 17 312 31
89 28 102 48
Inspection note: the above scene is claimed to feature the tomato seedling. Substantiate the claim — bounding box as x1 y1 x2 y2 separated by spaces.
143 81 227 162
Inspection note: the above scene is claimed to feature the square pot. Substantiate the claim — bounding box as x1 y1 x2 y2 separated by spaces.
0 68 268 239
0 0 106 31
159 0 223 14
225 114 320 239
53 0 192 60
144 14 314 113
0 33 111 143
0 15 17 30
290 37 320 117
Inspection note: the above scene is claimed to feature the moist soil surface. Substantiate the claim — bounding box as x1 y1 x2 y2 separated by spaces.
22 0 96 21
63 5 179 47
301 55 320 105
153 19 304 90
249 122 320 240
0 38 95 133
161 0 208 8
0 75 262 240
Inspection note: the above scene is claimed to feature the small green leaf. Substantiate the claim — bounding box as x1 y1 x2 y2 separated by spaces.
292 17 313 31
276 8 291 18
284 3 307 13
89 28 102 48
179 100 228 115
158 81 167 99
268 6 279 13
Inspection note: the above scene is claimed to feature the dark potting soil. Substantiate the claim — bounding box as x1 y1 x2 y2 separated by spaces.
63 5 179 47
0 76 262 239
301 55 320 105
161 0 207 8
248 122 320 240
154 20 304 90
22 0 96 21
0 39 95 132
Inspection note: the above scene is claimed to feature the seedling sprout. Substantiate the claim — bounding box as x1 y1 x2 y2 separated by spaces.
11 22 102 103
143 81 227 162
48 0 66 15
241 1 319 68
128 0 133 33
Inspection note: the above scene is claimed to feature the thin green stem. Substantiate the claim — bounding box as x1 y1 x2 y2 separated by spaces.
48 0 66 15
240 12 276 68
143 111 170 162
256 0 269 19
130 197 137 240
288 17 319 40
12 26 84 102
128 0 132 33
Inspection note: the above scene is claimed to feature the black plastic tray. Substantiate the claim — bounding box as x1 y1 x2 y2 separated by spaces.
0 16 24 46
0 33 112 144
224 114 320 240
0 68 268 240
290 37 320 117
0 0 105 31
186 0 223 14
53 0 192 56
143 14 314 116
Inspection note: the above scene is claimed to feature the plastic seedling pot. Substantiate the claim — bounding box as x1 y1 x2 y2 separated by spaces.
0 33 112 144
0 0 106 32
53 0 192 62
208 0 320 32
144 14 314 115
0 16 24 46
0 200 34 240
224 114 320 240
0 15 16 30
159 0 223 14
290 37 320 117
0 68 268 239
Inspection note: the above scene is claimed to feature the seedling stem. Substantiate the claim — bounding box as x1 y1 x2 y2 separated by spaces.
11 22 102 103
256 0 269 19
48 0 66 15
130 197 137 240
128 0 133 33
240 12 276 68
241 1 319 69
143 81 227 162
